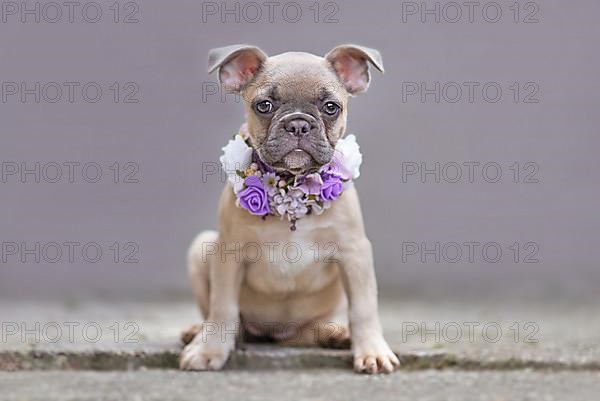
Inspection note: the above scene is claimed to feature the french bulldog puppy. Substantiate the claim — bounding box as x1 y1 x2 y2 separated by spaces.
180 44 399 374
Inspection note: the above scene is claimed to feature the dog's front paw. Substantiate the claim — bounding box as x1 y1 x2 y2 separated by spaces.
179 334 233 371
353 337 400 374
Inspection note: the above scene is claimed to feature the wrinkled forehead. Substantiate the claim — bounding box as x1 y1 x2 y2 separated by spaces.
246 52 347 102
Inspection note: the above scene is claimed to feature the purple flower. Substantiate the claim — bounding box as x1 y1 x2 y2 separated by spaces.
320 174 343 201
319 156 349 180
296 173 323 195
238 176 270 216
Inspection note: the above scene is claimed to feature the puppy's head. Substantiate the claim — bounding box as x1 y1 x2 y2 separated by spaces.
209 44 384 175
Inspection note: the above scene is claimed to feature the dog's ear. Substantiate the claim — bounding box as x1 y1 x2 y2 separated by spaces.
208 44 267 93
325 44 384 95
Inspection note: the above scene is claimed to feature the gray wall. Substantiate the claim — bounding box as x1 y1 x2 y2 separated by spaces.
1 0 598 301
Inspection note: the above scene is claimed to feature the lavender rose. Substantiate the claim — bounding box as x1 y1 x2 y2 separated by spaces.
238 176 270 216
320 174 343 201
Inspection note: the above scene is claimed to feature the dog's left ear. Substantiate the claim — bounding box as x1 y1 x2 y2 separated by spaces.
325 44 384 95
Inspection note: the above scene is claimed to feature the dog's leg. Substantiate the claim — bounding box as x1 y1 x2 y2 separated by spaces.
339 238 400 374
180 231 215 345
180 234 245 370
188 231 215 318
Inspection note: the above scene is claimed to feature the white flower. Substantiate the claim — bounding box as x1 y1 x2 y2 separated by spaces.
220 134 252 193
262 172 280 196
333 134 362 180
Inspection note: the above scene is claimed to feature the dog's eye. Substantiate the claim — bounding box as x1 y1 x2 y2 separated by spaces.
256 100 273 114
322 102 340 116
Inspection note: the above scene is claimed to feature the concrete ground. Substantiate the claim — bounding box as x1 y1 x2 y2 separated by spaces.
2 370 600 401
1 298 599 399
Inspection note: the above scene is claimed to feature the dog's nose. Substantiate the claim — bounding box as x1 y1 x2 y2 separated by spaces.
284 118 311 137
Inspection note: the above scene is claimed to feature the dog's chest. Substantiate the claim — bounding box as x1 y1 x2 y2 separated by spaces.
243 219 338 293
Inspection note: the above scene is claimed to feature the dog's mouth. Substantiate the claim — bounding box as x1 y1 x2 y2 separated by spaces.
270 149 320 175
259 114 334 175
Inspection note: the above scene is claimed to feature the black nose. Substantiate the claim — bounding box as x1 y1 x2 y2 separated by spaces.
284 118 311 137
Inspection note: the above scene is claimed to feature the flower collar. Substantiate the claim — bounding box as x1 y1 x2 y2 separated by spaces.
220 124 362 230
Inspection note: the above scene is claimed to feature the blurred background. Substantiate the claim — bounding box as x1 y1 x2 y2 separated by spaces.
1 0 598 304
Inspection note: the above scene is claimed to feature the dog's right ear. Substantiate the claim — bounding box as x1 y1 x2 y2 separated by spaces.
208 44 267 93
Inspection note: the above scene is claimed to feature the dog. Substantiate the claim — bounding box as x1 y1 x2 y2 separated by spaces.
179 44 399 374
